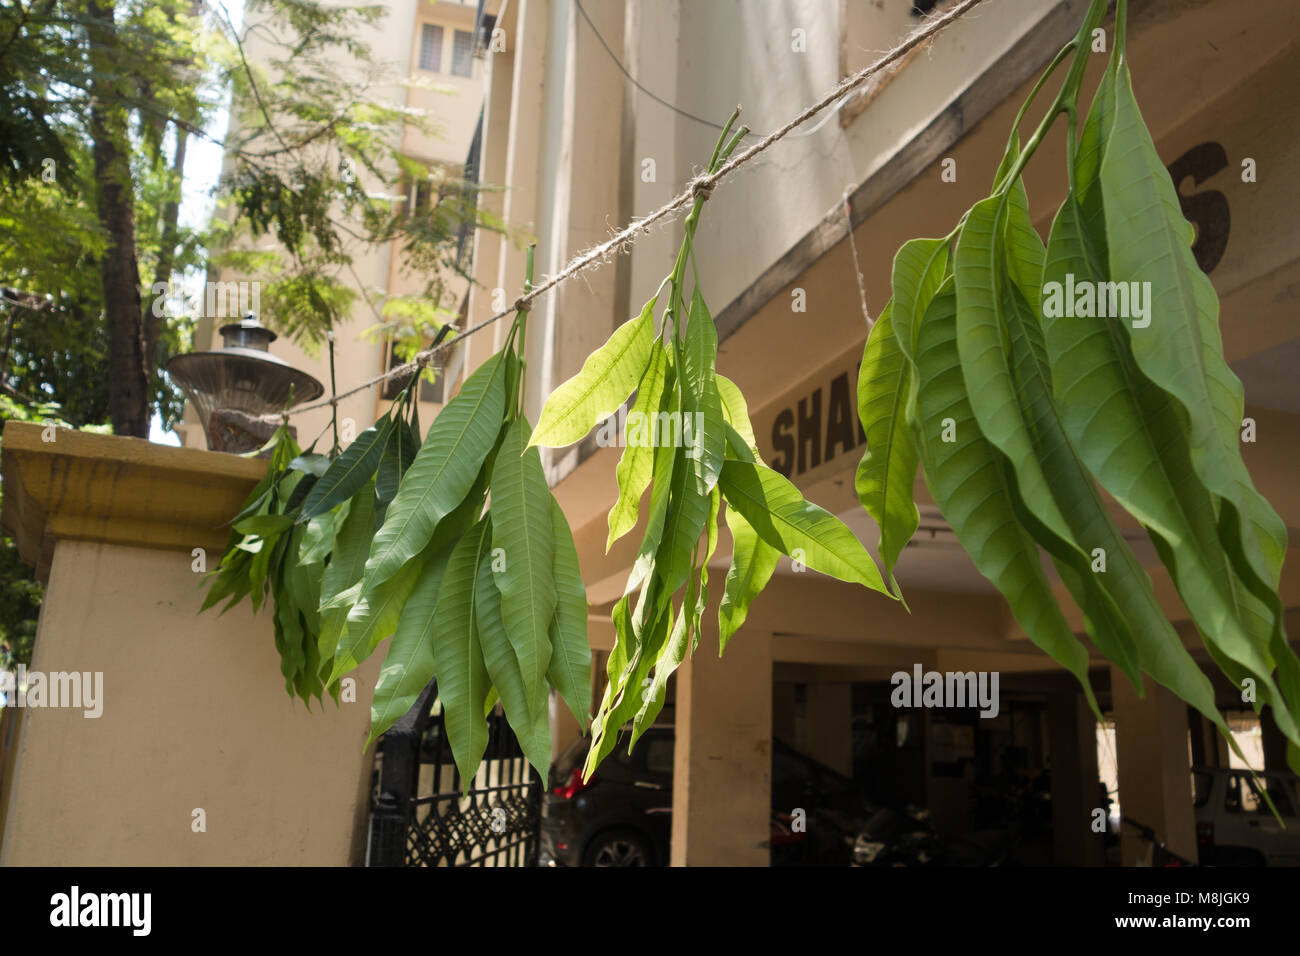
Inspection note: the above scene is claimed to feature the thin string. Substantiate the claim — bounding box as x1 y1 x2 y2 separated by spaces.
264 0 986 421
843 191 872 330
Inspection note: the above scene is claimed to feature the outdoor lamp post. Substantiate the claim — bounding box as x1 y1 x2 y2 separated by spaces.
164 313 325 453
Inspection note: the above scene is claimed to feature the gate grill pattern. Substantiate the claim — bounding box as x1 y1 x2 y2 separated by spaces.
368 681 541 867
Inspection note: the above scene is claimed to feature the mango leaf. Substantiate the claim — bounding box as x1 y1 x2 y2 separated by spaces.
488 416 556 716
549 496 592 729
328 554 421 683
234 513 295 537
584 599 673 780
716 374 760 458
607 338 668 550
316 483 376 672
854 299 918 599
719 502 780 654
298 415 393 523
472 527 552 782
954 196 1075 549
909 282 1100 715
652 428 711 606
889 238 949 360
632 578 693 746
367 541 454 745
1047 194 1300 747
376 419 418 505
289 453 330 477
719 459 889 594
300 502 346 567
430 520 493 787
681 286 726 492
529 292 657 448
958 202 1147 682
1099 64 1287 607
363 352 506 591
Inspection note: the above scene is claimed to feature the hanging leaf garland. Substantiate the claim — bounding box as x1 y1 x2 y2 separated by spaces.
529 111 895 776
203 259 593 788
854 0 1300 772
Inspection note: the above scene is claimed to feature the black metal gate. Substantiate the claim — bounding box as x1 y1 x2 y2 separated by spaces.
367 680 542 866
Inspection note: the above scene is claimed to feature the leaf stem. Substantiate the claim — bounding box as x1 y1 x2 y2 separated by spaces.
516 244 535 417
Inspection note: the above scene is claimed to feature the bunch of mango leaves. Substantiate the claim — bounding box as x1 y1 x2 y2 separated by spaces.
528 113 896 779
855 0 1300 774
202 273 593 786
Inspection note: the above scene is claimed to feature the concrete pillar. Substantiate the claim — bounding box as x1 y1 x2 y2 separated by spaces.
550 689 582 762
671 626 772 866
0 424 379 864
1111 666 1197 865
1048 682 1104 865
772 682 797 746
804 682 853 777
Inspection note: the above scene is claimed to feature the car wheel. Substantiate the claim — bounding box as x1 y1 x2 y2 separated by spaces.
584 829 655 867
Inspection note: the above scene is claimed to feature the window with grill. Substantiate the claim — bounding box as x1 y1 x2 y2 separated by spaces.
451 30 474 77
419 23 443 72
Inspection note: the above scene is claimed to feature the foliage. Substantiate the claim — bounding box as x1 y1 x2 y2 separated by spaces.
204 0 1299 797
528 114 893 778
211 0 510 353
203 254 591 787
854 0 1300 773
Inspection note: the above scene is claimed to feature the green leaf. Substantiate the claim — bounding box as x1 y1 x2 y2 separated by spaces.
1045 191 1299 745
909 282 1100 715
653 428 711 604
607 338 668 550
300 502 346 567
430 520 493 786
316 484 376 675
718 459 889 594
289 453 331 477
717 374 760 459
681 286 726 492
363 352 506 591
853 299 919 598
889 238 950 361
488 416 556 715
328 554 421 682
233 513 295 537
719 502 780 654
298 415 393 523
1099 63 1287 606
376 418 418 505
549 496 592 729
954 195 1074 550
472 525 552 782
529 293 657 448
584 598 673 780
367 540 455 745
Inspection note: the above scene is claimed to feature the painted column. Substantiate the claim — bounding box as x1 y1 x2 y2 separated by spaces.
670 624 772 866
1111 665 1198 865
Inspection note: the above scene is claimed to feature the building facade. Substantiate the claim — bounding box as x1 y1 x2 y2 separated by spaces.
462 0 1300 866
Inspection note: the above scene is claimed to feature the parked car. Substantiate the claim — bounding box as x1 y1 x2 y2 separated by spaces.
1192 766 1300 866
539 727 884 866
